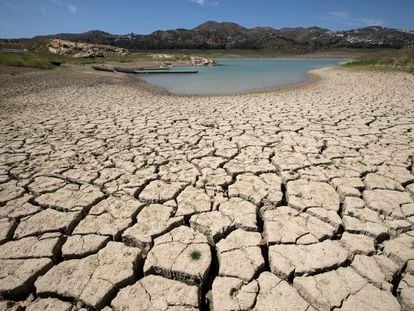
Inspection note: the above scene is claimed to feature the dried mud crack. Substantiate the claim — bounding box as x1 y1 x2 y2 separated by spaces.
0 67 414 310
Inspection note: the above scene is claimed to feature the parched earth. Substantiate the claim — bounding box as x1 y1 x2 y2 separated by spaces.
0 67 414 310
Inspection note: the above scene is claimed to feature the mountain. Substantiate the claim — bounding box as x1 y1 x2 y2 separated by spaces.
193 21 248 33
3 22 414 51
33 30 115 45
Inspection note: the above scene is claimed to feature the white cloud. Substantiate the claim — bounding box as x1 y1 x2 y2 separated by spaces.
328 11 384 27
189 0 219 6
49 0 78 15
360 17 385 26
67 4 77 15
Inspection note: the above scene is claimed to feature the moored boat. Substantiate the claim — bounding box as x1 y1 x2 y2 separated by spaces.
134 70 198 74
91 65 114 72
113 66 137 74
49 60 63 66
135 67 172 71
115 66 172 73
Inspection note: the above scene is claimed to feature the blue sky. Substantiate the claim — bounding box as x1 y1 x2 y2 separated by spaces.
0 0 413 38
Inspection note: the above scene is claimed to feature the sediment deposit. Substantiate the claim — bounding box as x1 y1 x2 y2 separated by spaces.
0 67 413 310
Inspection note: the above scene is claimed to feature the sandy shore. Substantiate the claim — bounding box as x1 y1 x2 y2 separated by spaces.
0 65 414 310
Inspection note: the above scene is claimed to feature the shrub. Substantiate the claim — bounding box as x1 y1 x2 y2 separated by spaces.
190 250 201 261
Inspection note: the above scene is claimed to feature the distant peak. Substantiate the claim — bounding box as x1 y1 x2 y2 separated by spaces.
83 30 111 35
193 21 246 31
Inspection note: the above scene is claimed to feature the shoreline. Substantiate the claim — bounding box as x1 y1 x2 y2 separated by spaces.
0 56 343 101
133 69 324 98
0 59 410 103
132 63 332 98
0 62 327 101
238 70 322 95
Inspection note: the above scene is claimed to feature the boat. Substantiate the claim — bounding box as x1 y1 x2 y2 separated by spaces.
113 66 137 74
91 65 114 72
134 70 198 74
48 60 63 66
135 67 172 71
115 66 172 72
96 66 197 74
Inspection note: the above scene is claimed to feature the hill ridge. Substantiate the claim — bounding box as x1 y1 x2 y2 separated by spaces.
3 21 414 51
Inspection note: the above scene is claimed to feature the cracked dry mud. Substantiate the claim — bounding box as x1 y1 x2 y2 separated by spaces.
0 67 413 310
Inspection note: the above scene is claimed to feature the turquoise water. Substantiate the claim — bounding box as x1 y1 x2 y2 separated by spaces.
138 58 342 96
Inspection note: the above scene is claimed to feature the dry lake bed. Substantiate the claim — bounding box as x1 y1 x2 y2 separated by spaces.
0 65 413 310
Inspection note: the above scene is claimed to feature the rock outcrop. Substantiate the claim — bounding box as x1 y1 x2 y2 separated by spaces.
190 56 218 66
48 38 128 58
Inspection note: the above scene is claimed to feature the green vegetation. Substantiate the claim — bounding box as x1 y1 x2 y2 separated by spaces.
190 250 201 261
342 48 414 74
0 51 54 69
0 49 96 70
0 47 192 70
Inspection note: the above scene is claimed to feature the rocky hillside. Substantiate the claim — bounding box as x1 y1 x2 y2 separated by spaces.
48 39 128 58
4 21 414 51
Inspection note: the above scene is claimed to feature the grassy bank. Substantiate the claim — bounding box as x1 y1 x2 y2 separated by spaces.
0 49 97 70
342 48 414 74
0 51 56 69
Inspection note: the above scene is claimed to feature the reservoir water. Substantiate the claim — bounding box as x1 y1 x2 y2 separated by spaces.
138 58 343 96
